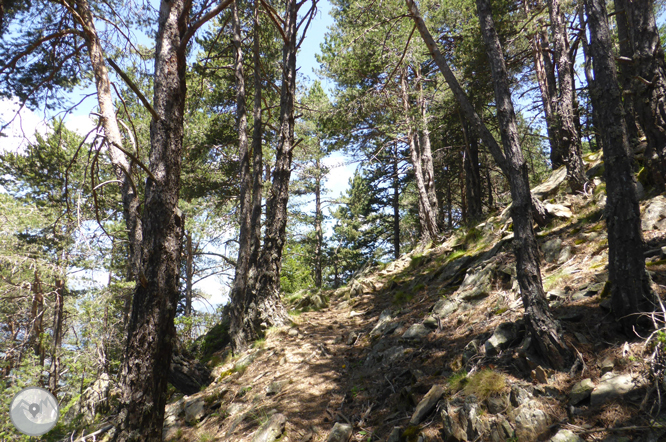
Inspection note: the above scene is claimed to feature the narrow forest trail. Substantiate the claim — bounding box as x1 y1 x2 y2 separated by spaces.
161 160 666 442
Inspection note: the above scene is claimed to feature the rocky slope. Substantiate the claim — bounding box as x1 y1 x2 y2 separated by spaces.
89 154 666 442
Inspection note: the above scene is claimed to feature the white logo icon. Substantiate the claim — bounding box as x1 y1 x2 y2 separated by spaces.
9 387 60 436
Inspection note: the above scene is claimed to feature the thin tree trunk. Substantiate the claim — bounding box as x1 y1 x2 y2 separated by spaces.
486 164 494 210
185 232 193 316
77 0 143 281
114 0 191 439
229 0 255 343
548 0 586 191
400 71 439 241
48 279 64 396
393 145 401 259
459 110 483 223
624 0 666 189
314 157 323 289
475 0 570 368
406 0 570 367
29 270 45 363
230 0 304 353
416 66 439 224
250 0 264 268
532 30 562 166
584 0 656 334
578 2 604 151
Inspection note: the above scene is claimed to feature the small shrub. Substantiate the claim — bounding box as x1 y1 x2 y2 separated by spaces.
448 371 468 391
463 369 507 400
393 290 414 305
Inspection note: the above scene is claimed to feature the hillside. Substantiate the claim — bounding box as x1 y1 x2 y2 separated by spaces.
122 157 665 441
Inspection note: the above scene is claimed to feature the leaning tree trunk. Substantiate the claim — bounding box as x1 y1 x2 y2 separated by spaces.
548 0 586 192
400 71 439 241
577 2 604 151
584 0 656 334
250 0 264 267
624 0 666 190
475 0 570 368
114 0 190 439
314 157 323 289
404 0 571 368
77 0 143 281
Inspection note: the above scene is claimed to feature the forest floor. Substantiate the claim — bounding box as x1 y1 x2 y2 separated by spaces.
160 161 666 442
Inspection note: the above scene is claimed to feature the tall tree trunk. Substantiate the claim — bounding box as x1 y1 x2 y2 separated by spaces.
548 0 586 191
400 71 439 241
229 0 255 343
250 0 264 268
48 279 64 396
393 146 400 259
77 0 143 281
416 66 439 224
314 157 323 289
460 110 483 223
623 0 666 189
114 0 191 439
584 0 656 334
475 0 570 368
405 0 571 368
185 232 193 316
531 29 562 168
577 2 604 151
29 270 45 363
486 164 494 210
230 0 305 353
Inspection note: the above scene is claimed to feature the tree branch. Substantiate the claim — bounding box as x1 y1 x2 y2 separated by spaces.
106 58 159 121
181 0 234 50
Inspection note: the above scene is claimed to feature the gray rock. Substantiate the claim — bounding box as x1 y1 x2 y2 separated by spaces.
550 429 583 442
252 413 287 442
485 322 519 357
288 328 298 337
532 166 567 199
545 203 573 219
513 399 549 440
369 309 394 338
590 373 643 406
265 380 286 396
542 239 563 263
441 397 483 441
600 357 614 375
327 422 352 442
402 323 431 340
486 395 509 414
387 427 402 442
423 316 438 329
462 340 480 365
345 331 358 345
410 384 445 425
642 196 666 231
226 402 245 416
458 264 494 300
432 298 458 318
557 246 573 264
184 397 205 423
569 379 595 405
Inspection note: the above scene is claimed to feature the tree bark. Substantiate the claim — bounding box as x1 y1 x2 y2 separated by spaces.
393 146 401 259
185 231 193 316
548 0 586 191
577 2 604 151
250 0 264 270
475 0 570 368
400 71 439 241
48 279 64 396
314 157 323 289
114 0 191 439
584 0 656 334
459 110 483 223
406 0 570 367
29 270 45 364
612 0 641 145
416 65 439 225
76 0 143 281
623 0 666 189
230 0 305 353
